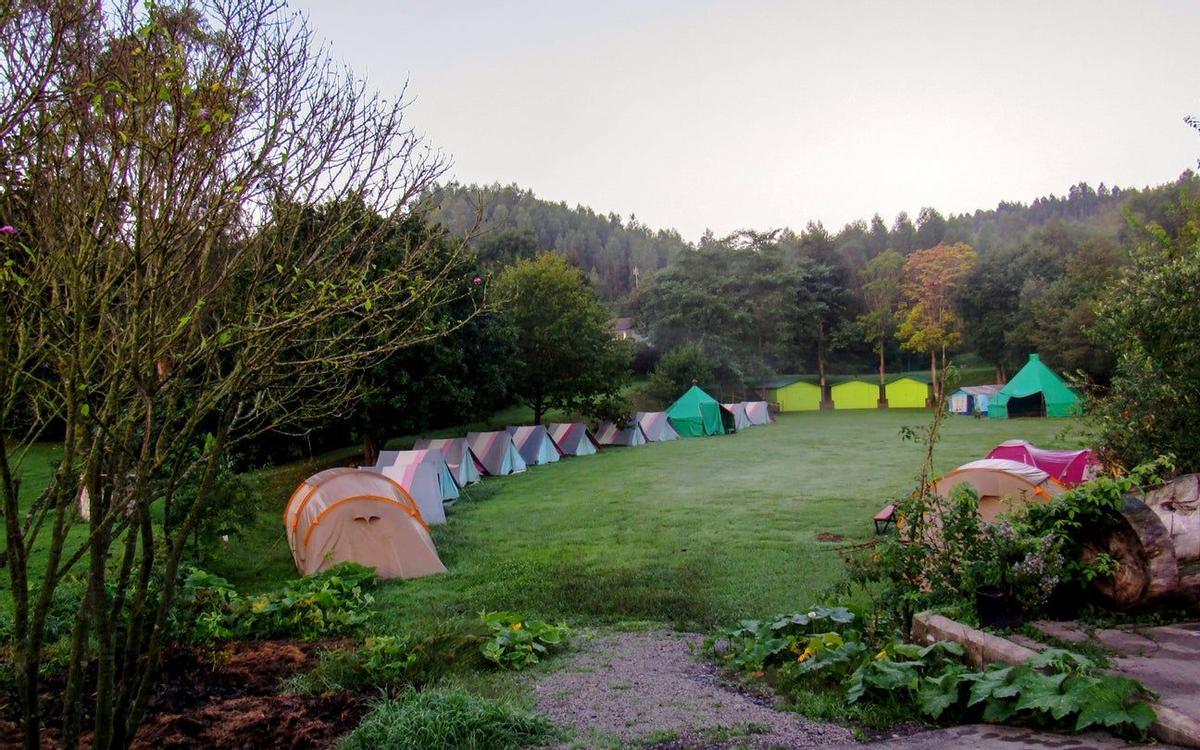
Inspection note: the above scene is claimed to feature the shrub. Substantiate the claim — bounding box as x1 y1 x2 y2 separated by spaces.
175 563 376 641
337 688 555 750
479 611 571 670
284 619 489 695
708 608 1157 738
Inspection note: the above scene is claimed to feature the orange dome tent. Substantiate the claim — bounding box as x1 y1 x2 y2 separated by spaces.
932 458 1065 523
283 468 446 579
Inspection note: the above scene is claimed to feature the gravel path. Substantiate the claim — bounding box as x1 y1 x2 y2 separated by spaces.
532 629 855 749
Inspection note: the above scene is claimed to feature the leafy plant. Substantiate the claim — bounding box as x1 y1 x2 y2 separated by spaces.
847 645 1156 736
479 611 571 670
176 563 377 641
706 606 860 675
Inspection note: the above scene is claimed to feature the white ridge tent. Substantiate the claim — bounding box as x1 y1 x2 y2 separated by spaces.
596 421 647 446
283 468 446 579
507 425 562 466
722 402 753 430
413 437 482 486
365 450 458 525
546 422 600 456
743 401 772 425
635 411 678 442
465 431 527 476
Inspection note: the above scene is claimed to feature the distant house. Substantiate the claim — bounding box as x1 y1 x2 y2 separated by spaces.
611 317 650 344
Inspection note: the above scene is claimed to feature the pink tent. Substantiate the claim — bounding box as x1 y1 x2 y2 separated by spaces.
985 440 1099 487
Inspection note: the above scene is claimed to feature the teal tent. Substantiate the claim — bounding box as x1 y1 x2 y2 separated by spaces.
989 354 1082 419
666 386 736 437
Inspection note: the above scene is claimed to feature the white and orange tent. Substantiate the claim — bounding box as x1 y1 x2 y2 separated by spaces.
932 458 1066 523
283 468 446 579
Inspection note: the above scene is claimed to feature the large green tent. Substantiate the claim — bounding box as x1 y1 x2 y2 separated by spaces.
989 354 1082 419
666 386 735 437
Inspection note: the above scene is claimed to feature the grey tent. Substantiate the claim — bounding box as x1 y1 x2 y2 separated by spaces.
546 422 600 456
596 421 647 446
636 411 679 442
722 402 753 430
465 431 527 476
506 425 562 466
413 437 483 486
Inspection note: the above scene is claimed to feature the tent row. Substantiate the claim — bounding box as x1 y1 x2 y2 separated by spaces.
283 387 776 581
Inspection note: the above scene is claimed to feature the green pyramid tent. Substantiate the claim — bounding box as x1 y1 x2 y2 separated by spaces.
989 354 1082 419
666 386 736 437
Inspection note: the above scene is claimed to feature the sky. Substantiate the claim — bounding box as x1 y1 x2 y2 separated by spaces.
293 0 1199 241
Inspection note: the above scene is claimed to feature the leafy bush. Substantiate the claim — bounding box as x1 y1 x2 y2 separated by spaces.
706 607 860 675
176 563 376 641
850 647 1156 735
337 687 555 750
479 611 571 670
707 607 1157 738
284 619 489 695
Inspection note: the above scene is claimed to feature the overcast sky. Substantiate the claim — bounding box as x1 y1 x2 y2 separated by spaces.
294 0 1199 241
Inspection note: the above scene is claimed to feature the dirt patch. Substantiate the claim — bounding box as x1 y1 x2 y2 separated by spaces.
532 629 854 749
131 640 366 750
815 532 846 542
133 693 364 750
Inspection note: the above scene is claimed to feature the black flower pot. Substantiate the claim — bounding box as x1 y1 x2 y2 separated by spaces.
975 585 1024 629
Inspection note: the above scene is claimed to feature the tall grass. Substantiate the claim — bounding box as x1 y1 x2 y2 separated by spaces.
337 687 554 750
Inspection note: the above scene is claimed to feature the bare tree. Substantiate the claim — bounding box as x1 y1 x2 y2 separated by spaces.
0 1 479 747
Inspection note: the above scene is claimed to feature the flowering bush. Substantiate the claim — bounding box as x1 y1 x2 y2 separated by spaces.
479 611 571 670
970 521 1064 608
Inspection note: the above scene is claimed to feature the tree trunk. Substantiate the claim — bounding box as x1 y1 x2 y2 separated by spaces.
877 343 888 408
362 432 379 468
1084 475 1200 609
929 350 939 401
533 402 544 425
818 329 833 410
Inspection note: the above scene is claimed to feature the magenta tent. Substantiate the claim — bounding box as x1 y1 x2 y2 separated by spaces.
985 440 1099 487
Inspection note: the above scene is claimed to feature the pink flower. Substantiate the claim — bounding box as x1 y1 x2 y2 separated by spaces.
472 276 482 285
0 225 15 235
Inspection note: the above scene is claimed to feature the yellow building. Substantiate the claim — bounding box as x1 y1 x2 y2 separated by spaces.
761 377 823 412
885 376 932 409
830 378 879 410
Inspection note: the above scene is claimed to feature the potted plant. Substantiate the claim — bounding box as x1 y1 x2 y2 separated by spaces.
971 522 1064 629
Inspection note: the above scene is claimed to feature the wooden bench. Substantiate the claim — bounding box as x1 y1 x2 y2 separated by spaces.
873 503 896 534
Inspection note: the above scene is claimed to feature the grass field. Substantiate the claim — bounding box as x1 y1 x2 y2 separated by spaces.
207 410 1082 635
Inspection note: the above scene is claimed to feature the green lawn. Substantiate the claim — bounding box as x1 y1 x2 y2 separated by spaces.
209 410 1081 634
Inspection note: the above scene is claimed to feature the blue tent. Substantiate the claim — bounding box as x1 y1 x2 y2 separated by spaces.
948 385 1003 416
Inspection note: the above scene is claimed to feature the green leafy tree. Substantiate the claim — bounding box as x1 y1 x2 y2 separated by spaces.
897 243 977 398
1089 199 1200 472
495 254 632 423
645 343 713 406
857 250 904 402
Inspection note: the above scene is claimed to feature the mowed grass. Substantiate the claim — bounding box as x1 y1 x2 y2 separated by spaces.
210 410 1080 633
